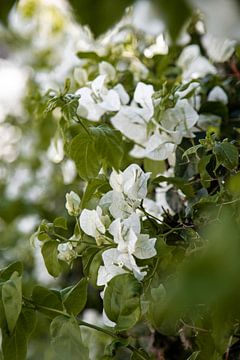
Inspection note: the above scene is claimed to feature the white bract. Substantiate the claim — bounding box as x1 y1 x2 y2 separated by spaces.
177 45 217 80
79 206 109 241
57 242 77 263
76 75 122 121
65 191 81 216
160 99 199 143
111 82 154 144
100 164 150 219
202 34 236 63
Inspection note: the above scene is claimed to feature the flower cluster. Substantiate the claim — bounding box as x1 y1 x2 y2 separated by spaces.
79 164 157 287
61 165 157 288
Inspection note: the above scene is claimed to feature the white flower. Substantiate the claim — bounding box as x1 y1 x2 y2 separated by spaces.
57 242 76 263
111 164 151 201
99 165 150 219
208 86 228 104
144 34 169 58
65 191 81 216
47 138 64 163
99 61 116 82
109 214 156 259
97 248 147 286
76 75 121 121
100 191 135 219
160 99 199 143
79 206 107 238
111 82 154 143
134 234 156 259
130 129 175 161
202 34 236 63
177 45 217 80
111 106 149 143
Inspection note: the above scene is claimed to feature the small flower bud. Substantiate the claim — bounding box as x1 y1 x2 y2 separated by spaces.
65 191 81 216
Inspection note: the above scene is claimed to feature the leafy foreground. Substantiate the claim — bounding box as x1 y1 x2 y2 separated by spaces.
2 0 240 359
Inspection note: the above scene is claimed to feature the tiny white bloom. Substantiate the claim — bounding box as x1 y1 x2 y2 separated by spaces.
65 191 81 216
57 242 76 263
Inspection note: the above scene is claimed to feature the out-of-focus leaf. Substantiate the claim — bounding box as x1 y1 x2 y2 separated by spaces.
68 0 134 37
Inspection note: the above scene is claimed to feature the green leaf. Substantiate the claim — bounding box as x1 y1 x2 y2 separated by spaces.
50 315 89 360
53 217 68 230
61 278 88 316
32 286 63 318
81 175 111 209
76 51 106 62
70 133 101 180
68 0 134 37
103 274 142 331
91 125 124 169
213 142 239 170
1 309 36 360
198 155 212 189
187 352 200 360
153 0 192 42
0 262 23 281
0 0 15 25
2 272 22 334
41 241 62 277
62 97 79 122
152 175 194 197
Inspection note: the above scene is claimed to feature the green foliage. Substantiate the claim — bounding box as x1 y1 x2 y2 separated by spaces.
61 278 88 316
103 274 142 331
68 0 134 37
41 241 62 277
2 272 22 334
50 315 89 359
70 125 124 180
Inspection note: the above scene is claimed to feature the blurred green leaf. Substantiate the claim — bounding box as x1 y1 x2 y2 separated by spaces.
68 0 134 37
50 315 89 359
2 272 22 334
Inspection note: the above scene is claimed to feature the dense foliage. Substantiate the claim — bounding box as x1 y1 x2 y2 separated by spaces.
1 0 240 359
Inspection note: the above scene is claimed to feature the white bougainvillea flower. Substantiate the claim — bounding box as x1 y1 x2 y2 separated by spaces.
134 234 157 259
130 129 175 161
100 190 135 219
208 86 228 104
134 82 154 118
109 213 156 259
65 191 81 217
109 214 140 254
160 99 199 142
99 165 150 219
202 34 236 63
80 206 107 238
110 164 151 201
57 242 77 263
111 82 154 143
111 106 149 143
97 248 147 287
177 45 217 80
76 75 121 121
